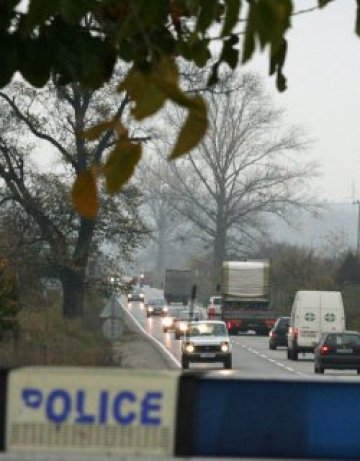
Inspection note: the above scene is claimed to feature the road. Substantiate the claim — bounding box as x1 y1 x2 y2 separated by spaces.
126 296 360 381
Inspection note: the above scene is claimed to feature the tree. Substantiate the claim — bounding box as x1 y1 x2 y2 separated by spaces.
0 80 147 317
159 73 316 286
0 1 346 209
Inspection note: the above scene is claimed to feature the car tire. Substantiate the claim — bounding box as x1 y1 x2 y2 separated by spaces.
163 327 168 333
182 357 189 369
146 313 150 318
224 357 232 369
292 350 298 361
357 370 360 375
287 348 292 359
175 332 180 340
269 343 276 350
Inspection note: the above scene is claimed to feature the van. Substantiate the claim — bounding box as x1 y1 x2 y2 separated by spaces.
207 296 222 319
287 290 345 360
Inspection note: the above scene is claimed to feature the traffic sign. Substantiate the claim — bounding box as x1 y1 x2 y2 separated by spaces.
102 318 123 341
100 294 122 319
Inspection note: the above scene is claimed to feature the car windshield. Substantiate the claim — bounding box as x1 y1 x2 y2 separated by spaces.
187 323 227 337
150 299 165 306
213 297 222 305
326 334 360 346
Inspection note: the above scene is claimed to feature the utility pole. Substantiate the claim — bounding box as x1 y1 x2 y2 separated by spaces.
354 200 360 258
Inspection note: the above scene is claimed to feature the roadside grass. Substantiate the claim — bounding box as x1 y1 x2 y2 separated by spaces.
0 290 114 367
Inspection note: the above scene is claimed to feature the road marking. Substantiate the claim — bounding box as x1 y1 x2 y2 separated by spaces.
237 343 304 376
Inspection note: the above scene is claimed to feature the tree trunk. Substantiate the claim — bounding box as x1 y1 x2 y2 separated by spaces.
59 266 85 318
212 231 227 292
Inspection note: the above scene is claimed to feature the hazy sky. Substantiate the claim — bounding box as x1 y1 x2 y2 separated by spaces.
244 0 360 203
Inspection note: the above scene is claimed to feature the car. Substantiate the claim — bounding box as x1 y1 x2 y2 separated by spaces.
207 296 222 319
181 320 232 369
314 331 360 374
269 316 290 350
287 291 346 360
146 298 168 317
127 288 145 303
173 308 207 339
161 304 184 333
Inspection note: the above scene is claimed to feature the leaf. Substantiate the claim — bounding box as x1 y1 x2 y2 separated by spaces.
170 95 208 159
196 0 217 33
0 34 17 88
60 0 96 24
81 120 115 141
103 141 142 193
242 1 256 63
72 170 99 219
25 0 60 30
318 0 334 7
19 37 53 87
356 0 360 37
221 34 239 69
118 67 166 120
221 0 241 37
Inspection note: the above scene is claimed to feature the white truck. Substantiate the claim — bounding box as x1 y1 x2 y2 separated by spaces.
221 260 278 335
287 290 346 360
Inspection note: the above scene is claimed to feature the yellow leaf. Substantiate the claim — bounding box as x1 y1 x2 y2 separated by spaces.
118 67 166 120
81 120 115 141
71 170 99 219
103 141 142 193
170 95 208 159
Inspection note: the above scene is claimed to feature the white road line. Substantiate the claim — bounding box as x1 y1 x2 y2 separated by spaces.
118 296 181 369
237 343 301 376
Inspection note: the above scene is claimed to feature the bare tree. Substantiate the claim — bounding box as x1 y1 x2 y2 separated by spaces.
0 77 147 317
159 73 318 287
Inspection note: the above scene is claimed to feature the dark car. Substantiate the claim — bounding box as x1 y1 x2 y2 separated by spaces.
127 288 144 303
146 299 167 317
269 316 290 350
314 331 360 374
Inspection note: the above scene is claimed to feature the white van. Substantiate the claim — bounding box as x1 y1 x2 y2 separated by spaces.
287 290 346 360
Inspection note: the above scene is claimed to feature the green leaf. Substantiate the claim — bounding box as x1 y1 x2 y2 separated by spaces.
104 141 142 193
356 0 360 37
242 1 256 63
221 0 241 37
221 35 239 69
170 95 208 159
318 0 334 7
60 0 96 24
72 170 98 219
0 34 18 88
191 39 211 67
19 37 53 87
25 0 60 30
196 0 217 33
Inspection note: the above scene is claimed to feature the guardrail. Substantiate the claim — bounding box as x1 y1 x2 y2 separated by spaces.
0 367 358 459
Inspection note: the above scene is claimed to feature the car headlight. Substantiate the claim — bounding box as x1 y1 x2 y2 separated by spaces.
140 294 144 299
185 343 194 353
221 342 229 353
162 306 168 313
148 307 154 312
163 317 173 327
128 294 132 299
179 322 188 332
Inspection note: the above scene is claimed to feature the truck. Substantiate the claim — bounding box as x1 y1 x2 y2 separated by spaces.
164 269 192 305
221 260 279 335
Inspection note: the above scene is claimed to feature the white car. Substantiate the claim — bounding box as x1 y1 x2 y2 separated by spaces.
181 320 232 369
207 296 222 318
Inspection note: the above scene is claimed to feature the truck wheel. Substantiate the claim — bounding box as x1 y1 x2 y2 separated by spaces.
224 357 232 369
182 357 189 369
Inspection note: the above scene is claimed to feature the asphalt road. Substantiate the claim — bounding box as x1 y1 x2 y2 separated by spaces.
126 297 360 381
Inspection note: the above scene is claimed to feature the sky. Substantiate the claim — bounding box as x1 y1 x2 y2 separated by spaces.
243 0 360 204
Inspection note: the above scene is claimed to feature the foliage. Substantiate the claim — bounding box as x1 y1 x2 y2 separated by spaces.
335 251 360 286
0 0 350 215
0 258 20 337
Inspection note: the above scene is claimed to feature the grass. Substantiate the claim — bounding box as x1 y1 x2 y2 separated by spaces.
0 290 114 367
